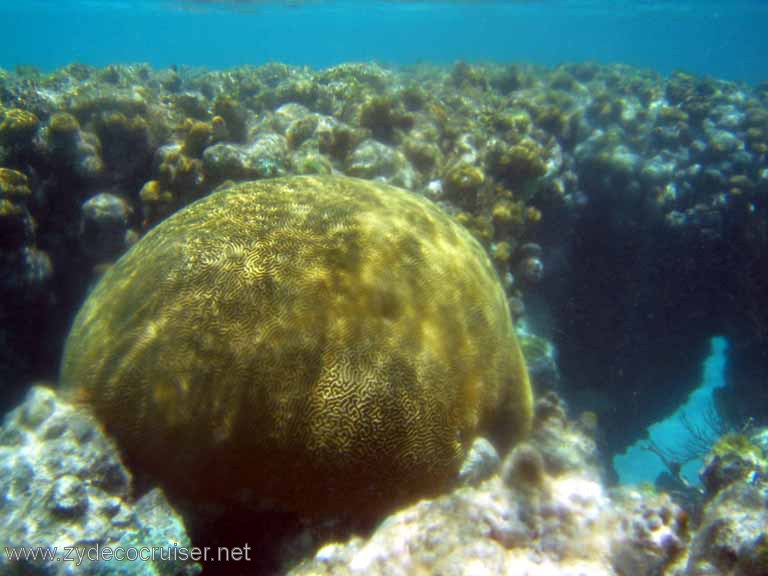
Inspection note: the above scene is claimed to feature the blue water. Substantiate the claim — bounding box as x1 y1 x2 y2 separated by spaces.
0 1 766 84
614 337 729 487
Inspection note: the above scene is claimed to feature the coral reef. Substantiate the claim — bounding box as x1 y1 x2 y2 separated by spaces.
0 60 766 537
288 393 689 576
60 175 533 521
685 429 768 576
0 386 199 576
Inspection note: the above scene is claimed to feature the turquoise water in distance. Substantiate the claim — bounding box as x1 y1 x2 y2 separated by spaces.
0 0 765 84
613 337 729 487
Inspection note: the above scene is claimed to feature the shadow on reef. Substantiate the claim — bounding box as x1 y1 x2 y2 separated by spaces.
183 507 303 576
529 69 768 455
540 194 724 457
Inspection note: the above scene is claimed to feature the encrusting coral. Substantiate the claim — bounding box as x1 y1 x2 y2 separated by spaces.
0 168 31 200
0 108 40 146
60 175 533 521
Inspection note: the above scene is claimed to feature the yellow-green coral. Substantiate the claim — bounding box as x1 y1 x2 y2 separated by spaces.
492 199 523 225
711 433 763 462
534 106 570 140
47 112 81 150
213 96 247 142
0 108 40 144
182 120 213 158
454 211 495 245
293 152 332 175
49 112 81 135
0 168 31 199
60 175 532 520
0 198 22 217
492 241 512 264
157 149 204 199
444 162 486 210
138 179 174 228
492 111 531 136
487 139 547 190
446 162 485 191
94 112 151 170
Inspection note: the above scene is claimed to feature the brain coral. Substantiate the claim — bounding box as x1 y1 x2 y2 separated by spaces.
60 175 532 520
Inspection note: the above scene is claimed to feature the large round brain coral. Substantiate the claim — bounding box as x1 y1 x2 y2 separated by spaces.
60 175 532 520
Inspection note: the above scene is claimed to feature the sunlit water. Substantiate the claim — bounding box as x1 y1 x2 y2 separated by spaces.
0 1 765 83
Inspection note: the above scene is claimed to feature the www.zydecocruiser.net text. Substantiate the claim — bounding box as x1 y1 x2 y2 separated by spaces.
4 543 252 566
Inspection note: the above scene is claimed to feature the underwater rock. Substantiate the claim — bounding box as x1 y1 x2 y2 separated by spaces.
685 430 768 576
18 247 54 293
272 102 312 133
345 139 416 189
200 143 252 179
0 386 199 576
65 83 149 124
80 192 132 261
172 92 209 121
575 136 642 202
527 391 602 479
60 175 532 522
687 484 768 576
517 329 559 391
291 148 333 175
316 116 362 162
44 114 105 180
458 436 501 486
288 394 687 576
286 114 320 150
699 432 767 500
46 112 82 152
92 111 153 181
156 68 182 93
202 133 288 182
442 160 486 211
518 255 544 284
449 61 488 91
319 63 392 94
358 95 414 144
0 185 53 326
402 134 442 179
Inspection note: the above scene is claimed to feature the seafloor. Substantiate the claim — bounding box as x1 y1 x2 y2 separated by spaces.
0 61 767 575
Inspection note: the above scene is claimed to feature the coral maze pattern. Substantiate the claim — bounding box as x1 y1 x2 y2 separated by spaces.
61 175 532 520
